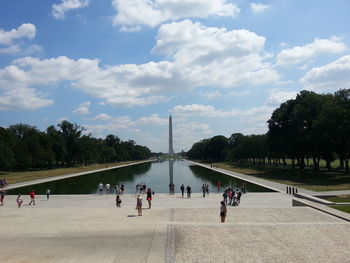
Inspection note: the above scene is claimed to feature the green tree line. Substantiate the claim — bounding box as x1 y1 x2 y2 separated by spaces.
186 89 350 173
0 120 151 171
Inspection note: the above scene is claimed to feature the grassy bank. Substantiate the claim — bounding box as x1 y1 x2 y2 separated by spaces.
323 195 350 203
329 205 350 214
210 162 350 192
0 161 137 185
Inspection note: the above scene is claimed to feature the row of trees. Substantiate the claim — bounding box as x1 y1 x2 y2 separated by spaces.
0 120 151 170
186 89 350 173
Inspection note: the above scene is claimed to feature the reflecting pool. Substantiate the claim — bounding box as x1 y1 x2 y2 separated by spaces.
7 160 274 195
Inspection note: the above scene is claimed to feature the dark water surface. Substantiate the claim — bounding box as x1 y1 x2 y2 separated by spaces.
7 160 274 195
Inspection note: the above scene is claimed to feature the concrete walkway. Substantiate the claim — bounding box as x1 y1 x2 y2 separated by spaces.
1 192 350 263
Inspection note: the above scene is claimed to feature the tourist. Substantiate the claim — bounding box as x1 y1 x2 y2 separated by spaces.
136 194 143 216
0 190 5 205
46 189 50 200
142 183 147 194
146 188 152 209
115 184 119 195
223 190 228 205
106 183 111 193
206 184 209 195
217 180 221 193
237 189 242 205
120 184 125 195
116 195 121 208
29 189 36 205
16 194 23 208
202 184 206 197
136 183 140 195
98 182 103 195
180 184 185 198
1 178 7 188
186 185 191 198
220 201 227 223
228 188 233 205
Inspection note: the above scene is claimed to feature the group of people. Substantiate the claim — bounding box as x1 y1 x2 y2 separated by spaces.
136 182 147 195
1 188 51 208
98 182 125 195
0 178 8 189
179 184 192 198
222 188 242 206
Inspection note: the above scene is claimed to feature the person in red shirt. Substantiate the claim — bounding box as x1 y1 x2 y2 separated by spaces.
217 180 221 193
29 189 36 205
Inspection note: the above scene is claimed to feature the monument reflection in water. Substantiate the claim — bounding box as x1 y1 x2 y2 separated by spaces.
7 160 273 195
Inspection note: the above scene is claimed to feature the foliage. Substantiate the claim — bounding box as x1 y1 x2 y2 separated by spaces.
0 121 151 171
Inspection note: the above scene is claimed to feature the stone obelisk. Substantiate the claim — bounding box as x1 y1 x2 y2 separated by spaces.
169 115 174 155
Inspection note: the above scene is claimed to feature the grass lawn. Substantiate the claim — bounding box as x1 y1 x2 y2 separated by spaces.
0 161 138 185
211 162 350 192
323 195 350 203
329 205 350 214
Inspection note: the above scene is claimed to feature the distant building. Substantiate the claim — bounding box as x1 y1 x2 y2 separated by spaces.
169 115 174 155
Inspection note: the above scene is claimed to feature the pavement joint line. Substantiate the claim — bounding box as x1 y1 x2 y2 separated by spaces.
164 225 175 263
165 222 350 226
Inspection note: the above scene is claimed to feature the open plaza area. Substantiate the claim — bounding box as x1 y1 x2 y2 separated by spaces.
1 191 350 263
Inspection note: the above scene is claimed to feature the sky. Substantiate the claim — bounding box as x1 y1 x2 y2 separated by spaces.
0 0 350 153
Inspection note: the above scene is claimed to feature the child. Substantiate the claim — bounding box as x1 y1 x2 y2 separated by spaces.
220 201 227 223
16 194 23 208
116 195 121 208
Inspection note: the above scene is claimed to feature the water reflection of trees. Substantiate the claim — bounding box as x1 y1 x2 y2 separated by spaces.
189 165 274 192
7 162 152 195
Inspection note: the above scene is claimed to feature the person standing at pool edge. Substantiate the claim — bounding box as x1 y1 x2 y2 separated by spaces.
180 184 185 198
136 194 143 216
146 188 152 209
186 185 191 198
46 189 50 200
29 189 36 205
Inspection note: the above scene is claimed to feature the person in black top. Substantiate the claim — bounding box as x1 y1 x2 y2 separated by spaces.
180 184 185 198
186 185 191 198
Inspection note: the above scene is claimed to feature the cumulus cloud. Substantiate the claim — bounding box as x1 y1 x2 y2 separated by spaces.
266 89 298 105
112 0 240 30
136 114 168 125
52 0 89 19
250 3 270 14
0 23 36 45
73 101 91 114
276 37 346 66
0 21 279 110
300 55 350 92
172 104 240 118
91 113 112 121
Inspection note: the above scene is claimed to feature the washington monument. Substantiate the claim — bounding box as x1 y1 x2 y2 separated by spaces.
169 115 174 155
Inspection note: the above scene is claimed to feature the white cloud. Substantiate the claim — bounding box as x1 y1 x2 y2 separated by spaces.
0 22 280 110
0 45 21 54
300 55 350 92
52 0 89 19
200 91 223 99
136 114 168 125
91 113 112 121
73 101 90 114
172 104 240 118
250 3 270 14
0 23 36 45
266 89 298 105
112 0 240 30
276 37 346 66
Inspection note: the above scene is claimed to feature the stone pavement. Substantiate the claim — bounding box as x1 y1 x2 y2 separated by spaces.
1 192 349 263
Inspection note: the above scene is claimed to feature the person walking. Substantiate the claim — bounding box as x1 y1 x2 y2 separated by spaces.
223 190 228 205
0 190 5 205
186 185 191 198
180 184 185 198
136 194 143 216
202 184 206 197
220 201 227 223
146 188 152 209
16 194 23 208
46 189 50 200
116 195 122 208
29 189 36 205
120 184 125 195
98 182 103 195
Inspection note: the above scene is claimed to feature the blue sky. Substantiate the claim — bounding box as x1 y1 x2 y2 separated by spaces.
1 0 350 153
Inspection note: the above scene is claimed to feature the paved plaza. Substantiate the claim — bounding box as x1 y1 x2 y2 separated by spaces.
1 192 350 263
